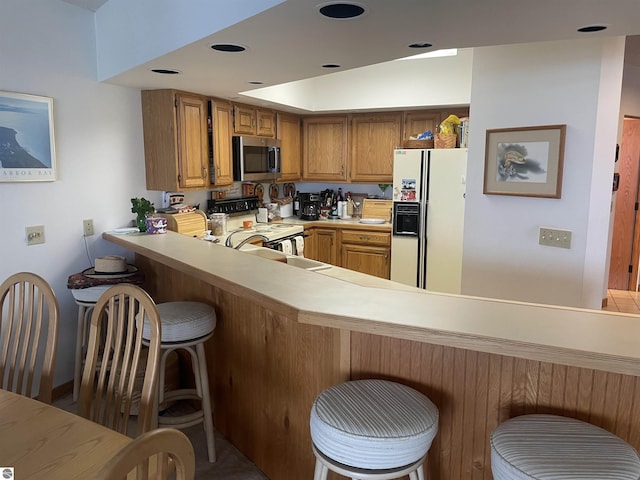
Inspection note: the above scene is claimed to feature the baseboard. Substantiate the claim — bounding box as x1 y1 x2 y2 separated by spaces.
52 380 73 402
602 297 608 308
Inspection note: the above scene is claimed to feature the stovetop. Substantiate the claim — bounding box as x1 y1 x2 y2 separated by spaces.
206 196 259 215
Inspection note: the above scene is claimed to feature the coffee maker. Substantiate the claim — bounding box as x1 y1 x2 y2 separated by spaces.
299 193 320 220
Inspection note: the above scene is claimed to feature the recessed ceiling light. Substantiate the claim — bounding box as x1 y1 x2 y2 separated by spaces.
322 64 341 69
409 43 433 49
151 68 180 75
318 2 366 19
211 44 246 53
577 25 607 33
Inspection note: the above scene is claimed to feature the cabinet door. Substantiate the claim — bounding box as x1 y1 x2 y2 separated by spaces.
257 109 275 137
233 104 256 135
176 93 209 189
341 244 390 279
315 228 338 265
302 116 348 182
304 227 316 260
142 89 179 191
211 99 233 186
276 113 301 181
403 110 440 140
350 113 401 183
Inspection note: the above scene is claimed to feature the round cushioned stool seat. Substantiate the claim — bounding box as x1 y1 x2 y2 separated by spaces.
310 379 439 470
491 414 640 480
142 301 216 343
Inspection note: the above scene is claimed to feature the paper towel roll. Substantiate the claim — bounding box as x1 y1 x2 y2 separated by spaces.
281 239 293 255
294 236 304 257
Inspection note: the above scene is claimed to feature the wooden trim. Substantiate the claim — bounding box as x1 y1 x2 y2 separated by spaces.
52 380 73 402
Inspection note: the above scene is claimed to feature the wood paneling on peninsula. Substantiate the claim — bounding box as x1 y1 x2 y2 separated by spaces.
135 255 348 480
351 333 640 480
105 232 640 480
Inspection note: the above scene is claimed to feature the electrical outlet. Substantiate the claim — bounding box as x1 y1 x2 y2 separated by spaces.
539 227 572 249
83 219 94 236
26 225 45 246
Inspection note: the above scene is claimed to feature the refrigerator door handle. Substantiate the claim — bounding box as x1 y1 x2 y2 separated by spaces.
417 150 430 289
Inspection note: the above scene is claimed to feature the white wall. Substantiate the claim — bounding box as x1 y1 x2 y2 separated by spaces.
462 37 625 309
244 49 473 112
0 0 161 389
95 0 283 81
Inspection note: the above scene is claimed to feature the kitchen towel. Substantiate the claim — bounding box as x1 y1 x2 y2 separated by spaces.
281 239 293 255
294 236 304 257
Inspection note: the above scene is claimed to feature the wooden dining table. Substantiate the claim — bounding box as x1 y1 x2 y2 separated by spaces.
0 389 132 479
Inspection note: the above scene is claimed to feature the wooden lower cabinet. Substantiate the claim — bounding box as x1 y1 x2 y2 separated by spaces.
340 229 390 279
341 244 390 279
307 225 391 279
314 228 338 265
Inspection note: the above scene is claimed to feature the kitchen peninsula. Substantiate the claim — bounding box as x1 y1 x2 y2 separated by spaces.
105 231 640 480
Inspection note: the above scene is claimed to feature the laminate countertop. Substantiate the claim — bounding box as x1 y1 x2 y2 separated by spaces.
104 231 640 376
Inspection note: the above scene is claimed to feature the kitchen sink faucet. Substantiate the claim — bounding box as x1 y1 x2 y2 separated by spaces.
225 233 270 249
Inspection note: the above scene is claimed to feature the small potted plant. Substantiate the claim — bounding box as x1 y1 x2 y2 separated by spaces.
130 197 155 232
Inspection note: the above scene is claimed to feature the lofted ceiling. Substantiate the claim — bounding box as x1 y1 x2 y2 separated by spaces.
60 0 640 111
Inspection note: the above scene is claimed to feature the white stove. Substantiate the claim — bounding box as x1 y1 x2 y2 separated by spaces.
206 196 303 249
222 219 303 249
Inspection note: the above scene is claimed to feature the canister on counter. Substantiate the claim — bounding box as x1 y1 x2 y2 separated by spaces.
210 213 227 236
242 182 255 197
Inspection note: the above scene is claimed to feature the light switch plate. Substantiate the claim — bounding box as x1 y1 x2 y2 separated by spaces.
539 227 572 249
26 225 45 245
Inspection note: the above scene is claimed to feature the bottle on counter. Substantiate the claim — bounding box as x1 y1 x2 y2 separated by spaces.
293 190 300 216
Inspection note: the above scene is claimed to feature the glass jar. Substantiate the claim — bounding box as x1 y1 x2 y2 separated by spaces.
209 213 227 236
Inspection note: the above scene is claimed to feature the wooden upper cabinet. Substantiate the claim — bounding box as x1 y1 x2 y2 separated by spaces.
350 113 402 183
276 113 301 181
141 89 209 191
403 110 440 140
211 99 233 186
302 116 349 182
403 108 470 141
233 103 275 137
256 109 275 137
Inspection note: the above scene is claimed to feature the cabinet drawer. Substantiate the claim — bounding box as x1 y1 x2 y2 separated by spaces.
341 229 390 246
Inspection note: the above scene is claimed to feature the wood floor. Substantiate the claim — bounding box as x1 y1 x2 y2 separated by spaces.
604 289 640 313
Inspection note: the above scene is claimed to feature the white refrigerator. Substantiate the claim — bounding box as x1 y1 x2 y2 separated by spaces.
390 148 467 293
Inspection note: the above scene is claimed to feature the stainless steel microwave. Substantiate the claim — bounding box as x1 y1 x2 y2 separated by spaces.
232 136 281 182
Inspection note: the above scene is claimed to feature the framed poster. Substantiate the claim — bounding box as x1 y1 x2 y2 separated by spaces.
483 124 566 198
0 91 56 182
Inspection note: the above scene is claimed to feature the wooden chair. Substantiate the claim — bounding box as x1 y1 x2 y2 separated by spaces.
0 272 59 404
78 284 161 437
96 427 195 480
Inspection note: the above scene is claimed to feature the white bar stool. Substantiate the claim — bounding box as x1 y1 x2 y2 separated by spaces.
140 301 217 463
310 379 439 480
490 414 640 480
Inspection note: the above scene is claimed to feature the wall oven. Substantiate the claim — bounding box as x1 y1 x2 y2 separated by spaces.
232 136 281 182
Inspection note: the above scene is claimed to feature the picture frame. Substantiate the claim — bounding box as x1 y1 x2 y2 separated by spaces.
0 91 56 182
483 124 566 198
